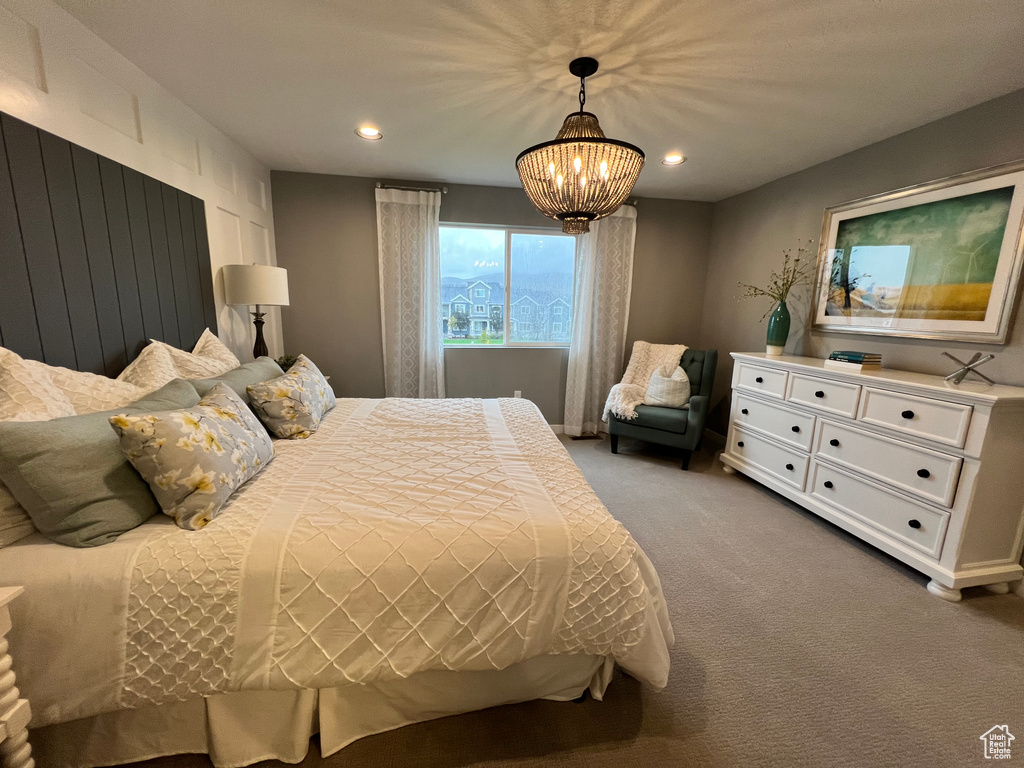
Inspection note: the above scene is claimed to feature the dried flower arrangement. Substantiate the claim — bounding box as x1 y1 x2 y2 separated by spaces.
737 239 816 319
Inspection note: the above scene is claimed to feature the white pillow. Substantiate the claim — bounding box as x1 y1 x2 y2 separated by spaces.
0 483 34 548
644 363 691 408
0 347 76 421
22 359 147 415
151 328 240 378
117 343 179 390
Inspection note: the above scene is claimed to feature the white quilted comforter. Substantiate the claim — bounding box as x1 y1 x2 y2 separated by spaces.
0 397 673 727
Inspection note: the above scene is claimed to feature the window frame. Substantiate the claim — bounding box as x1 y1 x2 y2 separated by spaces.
440 223 576 348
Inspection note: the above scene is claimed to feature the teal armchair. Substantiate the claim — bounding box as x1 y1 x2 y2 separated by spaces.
608 348 718 470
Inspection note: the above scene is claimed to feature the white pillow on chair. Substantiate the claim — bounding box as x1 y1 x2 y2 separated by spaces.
644 364 691 408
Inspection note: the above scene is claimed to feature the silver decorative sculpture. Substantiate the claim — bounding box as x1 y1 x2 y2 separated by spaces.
943 352 996 385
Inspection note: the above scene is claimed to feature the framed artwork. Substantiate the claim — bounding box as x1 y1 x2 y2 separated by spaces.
812 160 1024 343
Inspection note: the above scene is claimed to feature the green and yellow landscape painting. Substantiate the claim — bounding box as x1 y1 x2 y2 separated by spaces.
827 186 1014 321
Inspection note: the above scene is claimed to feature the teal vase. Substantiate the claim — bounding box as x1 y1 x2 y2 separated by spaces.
766 300 791 356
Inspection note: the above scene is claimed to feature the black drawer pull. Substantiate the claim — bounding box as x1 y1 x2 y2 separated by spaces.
814 390 825 398
917 468 930 479
785 463 794 471
737 441 744 447
741 408 749 415
823 480 834 489
908 519 921 529
829 438 840 447
755 376 764 383
791 425 800 433
901 409 915 419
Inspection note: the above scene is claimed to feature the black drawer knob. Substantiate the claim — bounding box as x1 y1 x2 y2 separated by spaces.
737 441 744 447
785 463 794 471
815 390 825 398
901 409 915 419
791 425 800 433
917 468 930 479
823 480 834 489
829 438 840 447
755 376 764 383
741 408 749 415
908 519 921 529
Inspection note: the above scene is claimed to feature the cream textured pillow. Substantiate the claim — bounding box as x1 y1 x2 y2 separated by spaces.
152 329 240 379
117 343 179 390
0 347 76 421
22 359 147 414
644 364 691 408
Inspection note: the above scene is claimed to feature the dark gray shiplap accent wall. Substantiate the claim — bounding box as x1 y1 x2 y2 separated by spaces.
0 111 217 376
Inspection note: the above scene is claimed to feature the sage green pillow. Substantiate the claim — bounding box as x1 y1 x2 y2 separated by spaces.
190 357 285 400
0 379 201 547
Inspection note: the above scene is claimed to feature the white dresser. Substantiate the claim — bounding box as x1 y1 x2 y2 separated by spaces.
721 353 1024 601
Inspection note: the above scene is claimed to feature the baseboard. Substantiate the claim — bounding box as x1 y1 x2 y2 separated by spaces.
549 424 564 434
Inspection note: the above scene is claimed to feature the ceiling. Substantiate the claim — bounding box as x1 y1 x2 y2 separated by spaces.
55 0 1024 201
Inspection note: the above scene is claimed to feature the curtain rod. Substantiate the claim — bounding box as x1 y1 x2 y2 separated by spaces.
376 182 448 194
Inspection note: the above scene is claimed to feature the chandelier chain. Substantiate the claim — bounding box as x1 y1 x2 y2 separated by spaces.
578 77 586 113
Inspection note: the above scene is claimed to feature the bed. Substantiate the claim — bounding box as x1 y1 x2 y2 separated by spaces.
0 396 672 767
0 112 672 767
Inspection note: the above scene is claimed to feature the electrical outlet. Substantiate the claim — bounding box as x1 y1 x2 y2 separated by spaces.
513 390 522 398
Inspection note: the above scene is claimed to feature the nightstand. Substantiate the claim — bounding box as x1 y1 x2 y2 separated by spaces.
0 588 32 768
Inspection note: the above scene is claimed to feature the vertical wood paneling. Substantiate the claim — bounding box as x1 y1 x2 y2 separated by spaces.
161 184 193 345
177 189 206 340
122 168 163 342
73 143 126 375
1 113 77 369
38 130 105 374
98 156 146 360
192 198 218 332
0 111 215 375
143 176 180 349
0 116 43 360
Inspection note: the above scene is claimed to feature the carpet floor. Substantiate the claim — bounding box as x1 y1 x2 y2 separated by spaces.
126 437 1024 768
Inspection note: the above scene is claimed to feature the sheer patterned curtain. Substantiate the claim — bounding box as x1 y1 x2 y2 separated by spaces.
375 188 444 398
564 205 637 436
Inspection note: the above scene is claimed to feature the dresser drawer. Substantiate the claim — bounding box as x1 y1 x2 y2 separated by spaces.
733 393 815 451
730 427 809 490
735 363 788 399
810 462 949 558
786 373 860 417
857 388 972 448
815 421 962 507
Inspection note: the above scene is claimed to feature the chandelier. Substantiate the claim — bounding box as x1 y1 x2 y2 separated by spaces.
516 57 645 234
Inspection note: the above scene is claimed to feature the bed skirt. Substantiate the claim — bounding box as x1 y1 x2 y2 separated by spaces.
33 654 611 768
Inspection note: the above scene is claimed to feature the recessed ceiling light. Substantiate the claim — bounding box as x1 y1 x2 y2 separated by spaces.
355 126 383 141
662 153 685 166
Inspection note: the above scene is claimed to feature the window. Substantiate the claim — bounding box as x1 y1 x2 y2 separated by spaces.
440 226 575 346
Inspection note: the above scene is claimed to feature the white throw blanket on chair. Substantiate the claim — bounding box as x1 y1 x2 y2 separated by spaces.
603 341 689 422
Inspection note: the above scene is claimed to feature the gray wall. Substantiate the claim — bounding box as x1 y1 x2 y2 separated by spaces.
271 172 713 423
700 88 1024 433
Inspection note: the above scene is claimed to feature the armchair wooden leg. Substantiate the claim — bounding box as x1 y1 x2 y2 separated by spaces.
610 434 619 454
680 449 692 471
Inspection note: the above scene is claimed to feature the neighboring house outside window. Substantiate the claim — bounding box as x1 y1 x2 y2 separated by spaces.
439 226 575 346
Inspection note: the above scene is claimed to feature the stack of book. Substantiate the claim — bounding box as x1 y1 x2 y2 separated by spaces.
823 351 882 372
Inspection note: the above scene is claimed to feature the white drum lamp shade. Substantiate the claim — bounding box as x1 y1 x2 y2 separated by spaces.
221 264 289 358
222 264 290 307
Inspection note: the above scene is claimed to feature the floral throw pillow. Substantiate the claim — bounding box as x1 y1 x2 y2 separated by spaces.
110 383 274 530
246 355 336 439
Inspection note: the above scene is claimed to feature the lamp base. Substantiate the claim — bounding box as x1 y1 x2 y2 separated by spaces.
251 308 268 359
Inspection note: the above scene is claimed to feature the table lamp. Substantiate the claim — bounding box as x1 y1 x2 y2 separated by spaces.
222 264 290 358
